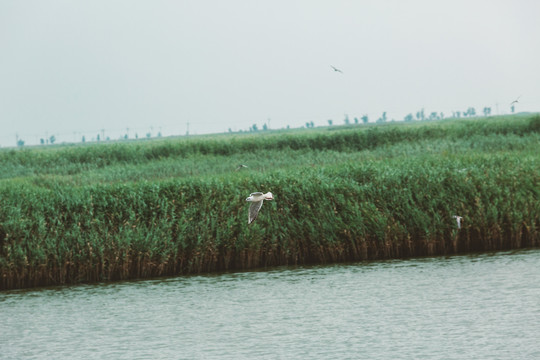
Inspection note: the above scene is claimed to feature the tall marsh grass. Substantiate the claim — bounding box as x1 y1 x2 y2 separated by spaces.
1 114 539 289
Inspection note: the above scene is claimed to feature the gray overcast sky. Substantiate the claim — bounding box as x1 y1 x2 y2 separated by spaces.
1 0 539 146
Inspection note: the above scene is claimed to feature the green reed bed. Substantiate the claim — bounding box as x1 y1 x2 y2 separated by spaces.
1 115 539 289
1 114 537 180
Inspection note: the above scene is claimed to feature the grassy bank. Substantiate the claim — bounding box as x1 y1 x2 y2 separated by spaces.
1 115 539 289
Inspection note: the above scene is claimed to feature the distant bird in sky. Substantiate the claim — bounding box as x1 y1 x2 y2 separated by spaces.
246 192 273 224
453 215 463 229
235 164 248 171
510 96 521 106
331 65 343 73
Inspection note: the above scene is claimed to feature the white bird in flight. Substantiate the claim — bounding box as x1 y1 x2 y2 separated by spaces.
331 65 343 73
246 192 273 224
235 164 248 171
453 215 463 229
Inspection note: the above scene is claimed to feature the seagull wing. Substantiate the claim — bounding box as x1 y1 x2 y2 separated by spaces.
250 192 263 196
248 200 264 224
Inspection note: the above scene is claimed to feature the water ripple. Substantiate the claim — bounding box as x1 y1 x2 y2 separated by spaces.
2 249 540 359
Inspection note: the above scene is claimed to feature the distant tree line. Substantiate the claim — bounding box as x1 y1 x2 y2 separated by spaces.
11 105 498 147
243 105 496 134
13 129 164 148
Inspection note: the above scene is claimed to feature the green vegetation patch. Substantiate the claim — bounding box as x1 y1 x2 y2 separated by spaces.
1 114 539 289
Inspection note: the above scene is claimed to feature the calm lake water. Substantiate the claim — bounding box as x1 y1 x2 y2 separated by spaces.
2 249 540 359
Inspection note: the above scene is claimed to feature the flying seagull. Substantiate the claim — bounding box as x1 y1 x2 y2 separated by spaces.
453 215 463 229
246 192 273 224
510 96 521 106
235 164 248 171
331 65 343 73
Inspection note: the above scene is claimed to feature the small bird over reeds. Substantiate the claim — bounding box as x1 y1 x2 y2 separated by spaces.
453 215 463 229
246 192 273 224
331 65 343 73
235 164 248 171
510 96 521 106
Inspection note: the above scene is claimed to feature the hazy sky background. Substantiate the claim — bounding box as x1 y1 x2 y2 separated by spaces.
1 0 539 146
